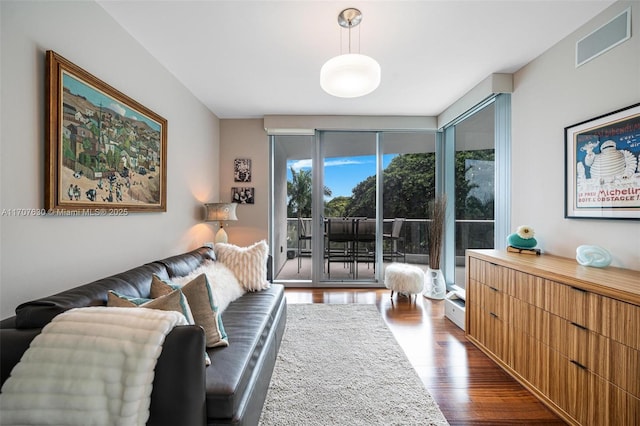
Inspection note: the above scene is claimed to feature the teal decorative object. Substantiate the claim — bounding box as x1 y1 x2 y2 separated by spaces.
576 245 612 268
507 233 538 249
507 225 537 249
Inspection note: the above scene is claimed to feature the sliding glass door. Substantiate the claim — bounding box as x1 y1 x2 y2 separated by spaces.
441 95 510 288
380 132 437 268
319 131 379 283
271 130 438 287
271 134 315 283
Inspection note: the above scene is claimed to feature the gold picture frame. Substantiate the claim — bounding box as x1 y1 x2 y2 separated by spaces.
45 51 167 213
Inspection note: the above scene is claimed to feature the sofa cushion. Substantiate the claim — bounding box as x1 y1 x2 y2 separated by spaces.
215 241 270 292
204 284 285 421
151 274 228 348
14 262 167 329
106 289 195 324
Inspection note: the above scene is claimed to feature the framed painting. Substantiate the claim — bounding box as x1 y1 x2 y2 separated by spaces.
232 187 255 204
45 51 167 213
564 103 640 220
234 158 251 182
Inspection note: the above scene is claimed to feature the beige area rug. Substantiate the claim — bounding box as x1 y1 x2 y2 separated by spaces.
259 304 449 426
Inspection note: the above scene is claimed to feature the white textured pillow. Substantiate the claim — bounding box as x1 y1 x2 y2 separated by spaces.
215 240 270 292
171 260 245 312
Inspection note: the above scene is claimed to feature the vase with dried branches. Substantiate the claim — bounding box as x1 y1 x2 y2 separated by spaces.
424 195 447 299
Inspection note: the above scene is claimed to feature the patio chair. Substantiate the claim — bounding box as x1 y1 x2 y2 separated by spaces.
297 217 312 273
325 217 357 278
354 218 376 278
383 218 406 262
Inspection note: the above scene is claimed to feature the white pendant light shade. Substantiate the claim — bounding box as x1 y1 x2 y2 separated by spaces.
320 53 381 98
320 8 380 98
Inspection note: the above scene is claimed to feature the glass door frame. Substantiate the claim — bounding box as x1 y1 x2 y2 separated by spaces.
439 94 511 287
311 130 383 286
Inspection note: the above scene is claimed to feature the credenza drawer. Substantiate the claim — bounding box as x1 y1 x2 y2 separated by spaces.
469 257 509 292
601 297 640 351
588 333 640 399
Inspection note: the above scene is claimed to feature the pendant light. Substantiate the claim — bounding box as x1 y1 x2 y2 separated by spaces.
320 8 381 98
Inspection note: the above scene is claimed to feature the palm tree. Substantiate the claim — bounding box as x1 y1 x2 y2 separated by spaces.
287 167 332 218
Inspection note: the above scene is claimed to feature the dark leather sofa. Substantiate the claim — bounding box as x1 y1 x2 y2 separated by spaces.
0 246 286 426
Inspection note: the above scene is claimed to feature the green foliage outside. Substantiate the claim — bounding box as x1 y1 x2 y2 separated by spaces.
287 167 332 218
325 196 350 218
454 150 494 220
286 150 494 221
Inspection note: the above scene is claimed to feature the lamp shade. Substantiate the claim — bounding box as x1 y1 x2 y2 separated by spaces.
204 203 238 244
320 53 381 98
204 203 238 222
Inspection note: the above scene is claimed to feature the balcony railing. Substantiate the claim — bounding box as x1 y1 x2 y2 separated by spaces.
287 218 494 264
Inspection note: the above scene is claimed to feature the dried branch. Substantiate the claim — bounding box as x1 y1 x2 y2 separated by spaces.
428 195 447 269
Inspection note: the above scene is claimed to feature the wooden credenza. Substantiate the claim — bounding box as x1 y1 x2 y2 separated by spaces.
466 249 640 426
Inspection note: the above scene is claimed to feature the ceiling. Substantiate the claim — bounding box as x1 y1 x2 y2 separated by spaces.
98 0 615 119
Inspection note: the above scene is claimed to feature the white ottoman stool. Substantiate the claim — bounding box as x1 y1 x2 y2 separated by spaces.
384 263 424 301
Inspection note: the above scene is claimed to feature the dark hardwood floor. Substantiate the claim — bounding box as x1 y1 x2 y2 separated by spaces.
284 288 566 425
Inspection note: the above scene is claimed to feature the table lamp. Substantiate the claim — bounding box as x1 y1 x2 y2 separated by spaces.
204 202 238 243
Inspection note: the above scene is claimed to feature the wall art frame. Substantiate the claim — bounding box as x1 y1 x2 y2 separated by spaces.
45 50 167 213
564 103 640 220
232 187 255 204
234 158 252 182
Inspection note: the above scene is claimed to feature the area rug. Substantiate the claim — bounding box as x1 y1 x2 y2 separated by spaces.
259 304 449 426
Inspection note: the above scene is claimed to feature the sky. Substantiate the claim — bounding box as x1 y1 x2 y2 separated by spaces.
287 154 396 198
63 72 161 131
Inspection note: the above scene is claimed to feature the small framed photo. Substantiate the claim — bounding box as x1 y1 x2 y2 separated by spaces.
232 187 254 204
234 158 251 182
564 103 640 220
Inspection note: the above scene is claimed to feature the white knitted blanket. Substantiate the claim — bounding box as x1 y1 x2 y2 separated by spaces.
0 307 187 426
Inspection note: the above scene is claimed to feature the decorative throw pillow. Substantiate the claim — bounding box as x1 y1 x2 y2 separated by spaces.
152 274 228 348
171 260 245 313
106 289 195 324
106 288 211 366
215 240 270 292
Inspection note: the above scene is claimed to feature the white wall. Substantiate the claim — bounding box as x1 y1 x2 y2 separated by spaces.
512 1 639 269
219 119 269 246
0 0 220 319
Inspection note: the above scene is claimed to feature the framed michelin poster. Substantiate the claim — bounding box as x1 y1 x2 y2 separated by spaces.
564 103 640 220
45 50 167 213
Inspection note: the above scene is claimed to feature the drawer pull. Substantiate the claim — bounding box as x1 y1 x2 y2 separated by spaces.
571 322 588 331
490 312 498 319
489 286 499 292
570 286 587 293
570 360 587 370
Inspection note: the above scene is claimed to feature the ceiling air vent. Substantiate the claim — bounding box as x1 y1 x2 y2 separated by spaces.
576 7 631 67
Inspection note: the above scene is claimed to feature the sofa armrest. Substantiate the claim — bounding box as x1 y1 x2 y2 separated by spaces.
0 327 41 386
149 325 206 426
2 325 207 425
